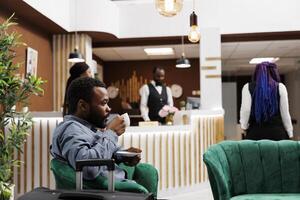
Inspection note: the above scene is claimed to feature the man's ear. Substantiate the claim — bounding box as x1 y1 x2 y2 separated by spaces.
77 99 89 113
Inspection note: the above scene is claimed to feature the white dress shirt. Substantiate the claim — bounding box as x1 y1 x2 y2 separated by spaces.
240 83 293 138
139 80 173 121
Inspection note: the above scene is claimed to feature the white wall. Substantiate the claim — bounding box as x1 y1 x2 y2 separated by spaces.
118 1 194 38
23 0 72 31
285 70 300 138
23 0 300 38
222 82 238 139
74 0 119 34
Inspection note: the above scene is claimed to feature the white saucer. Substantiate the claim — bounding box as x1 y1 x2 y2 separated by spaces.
115 151 141 157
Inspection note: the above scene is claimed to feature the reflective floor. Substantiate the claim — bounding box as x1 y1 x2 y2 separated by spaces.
158 181 213 200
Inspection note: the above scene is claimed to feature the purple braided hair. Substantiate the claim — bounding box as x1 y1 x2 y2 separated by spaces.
251 62 280 123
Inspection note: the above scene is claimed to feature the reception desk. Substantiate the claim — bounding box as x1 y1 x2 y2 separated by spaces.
12 110 224 197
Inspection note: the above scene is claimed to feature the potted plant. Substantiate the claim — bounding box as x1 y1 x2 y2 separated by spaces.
0 15 45 200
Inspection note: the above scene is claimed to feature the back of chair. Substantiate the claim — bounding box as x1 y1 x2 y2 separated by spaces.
50 158 149 193
50 158 75 189
204 140 300 200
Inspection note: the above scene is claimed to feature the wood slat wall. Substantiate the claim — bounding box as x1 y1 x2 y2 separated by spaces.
52 34 91 111
111 71 148 103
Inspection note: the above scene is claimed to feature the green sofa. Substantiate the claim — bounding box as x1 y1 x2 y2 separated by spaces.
203 140 300 200
50 158 158 198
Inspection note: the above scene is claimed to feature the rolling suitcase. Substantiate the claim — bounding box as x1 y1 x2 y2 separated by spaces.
18 159 154 200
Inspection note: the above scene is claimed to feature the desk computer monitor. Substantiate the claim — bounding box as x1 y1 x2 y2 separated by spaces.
186 97 200 110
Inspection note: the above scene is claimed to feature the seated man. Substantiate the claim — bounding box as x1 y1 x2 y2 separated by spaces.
51 77 145 182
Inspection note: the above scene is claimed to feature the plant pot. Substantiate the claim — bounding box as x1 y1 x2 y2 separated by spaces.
0 183 14 200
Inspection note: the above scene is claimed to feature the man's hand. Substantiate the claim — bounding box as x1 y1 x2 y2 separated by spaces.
126 147 142 153
123 147 142 166
107 115 126 136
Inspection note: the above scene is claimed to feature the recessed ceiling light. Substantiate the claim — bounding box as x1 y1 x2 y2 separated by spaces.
249 57 280 64
144 48 174 56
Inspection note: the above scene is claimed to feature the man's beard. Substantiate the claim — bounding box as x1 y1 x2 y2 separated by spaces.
155 80 163 86
88 112 108 129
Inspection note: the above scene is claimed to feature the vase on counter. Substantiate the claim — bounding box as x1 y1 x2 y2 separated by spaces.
165 113 174 125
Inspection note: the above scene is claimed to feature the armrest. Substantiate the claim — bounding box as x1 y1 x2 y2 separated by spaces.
203 147 232 200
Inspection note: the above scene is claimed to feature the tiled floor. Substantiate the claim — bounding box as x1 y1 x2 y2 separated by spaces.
158 181 213 200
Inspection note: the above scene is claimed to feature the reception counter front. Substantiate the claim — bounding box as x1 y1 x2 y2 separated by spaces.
12 109 224 197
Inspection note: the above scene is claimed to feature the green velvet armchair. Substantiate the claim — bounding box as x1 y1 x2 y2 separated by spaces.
203 140 300 200
50 158 158 198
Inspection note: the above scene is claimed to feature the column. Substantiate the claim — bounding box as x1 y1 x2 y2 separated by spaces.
200 28 223 110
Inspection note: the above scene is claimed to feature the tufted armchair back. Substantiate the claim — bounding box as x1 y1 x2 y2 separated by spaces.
203 140 300 200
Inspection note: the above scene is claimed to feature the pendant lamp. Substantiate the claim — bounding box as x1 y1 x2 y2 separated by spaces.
176 36 191 68
68 22 84 63
188 0 200 43
68 31 84 63
155 0 183 17
68 47 84 63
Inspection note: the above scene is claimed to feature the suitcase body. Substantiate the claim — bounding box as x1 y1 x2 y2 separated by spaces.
18 187 153 200
17 159 153 200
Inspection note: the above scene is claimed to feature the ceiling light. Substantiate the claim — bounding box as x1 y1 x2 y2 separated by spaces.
176 36 191 68
68 7 85 63
188 11 200 43
68 48 85 63
249 57 280 64
188 0 200 43
155 0 183 17
144 48 174 56
176 53 191 68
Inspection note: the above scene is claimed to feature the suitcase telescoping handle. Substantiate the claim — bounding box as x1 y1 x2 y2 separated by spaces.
75 159 115 192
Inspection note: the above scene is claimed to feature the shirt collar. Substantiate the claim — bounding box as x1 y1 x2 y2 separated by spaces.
64 115 98 133
151 80 163 87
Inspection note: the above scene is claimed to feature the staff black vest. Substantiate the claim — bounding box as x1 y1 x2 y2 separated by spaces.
147 83 168 123
245 82 288 140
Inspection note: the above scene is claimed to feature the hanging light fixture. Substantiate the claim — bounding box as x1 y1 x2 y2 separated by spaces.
68 31 85 63
68 5 84 63
68 48 84 63
188 0 200 43
155 0 183 17
176 36 191 68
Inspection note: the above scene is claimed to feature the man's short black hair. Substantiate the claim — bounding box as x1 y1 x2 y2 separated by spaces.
67 77 106 114
152 67 164 74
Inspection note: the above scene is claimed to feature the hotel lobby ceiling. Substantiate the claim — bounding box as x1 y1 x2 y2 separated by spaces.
93 39 300 75
2 0 300 75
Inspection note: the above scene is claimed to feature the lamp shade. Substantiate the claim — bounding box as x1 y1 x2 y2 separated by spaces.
68 48 85 63
155 0 183 17
176 54 191 68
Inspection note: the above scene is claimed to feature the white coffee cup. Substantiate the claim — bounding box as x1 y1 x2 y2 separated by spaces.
121 113 130 127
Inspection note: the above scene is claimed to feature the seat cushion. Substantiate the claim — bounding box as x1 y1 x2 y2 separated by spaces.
231 193 300 200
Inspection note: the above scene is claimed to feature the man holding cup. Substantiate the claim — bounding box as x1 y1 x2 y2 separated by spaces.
51 77 144 181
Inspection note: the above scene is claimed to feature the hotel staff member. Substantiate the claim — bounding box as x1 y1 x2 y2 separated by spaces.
139 67 173 123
